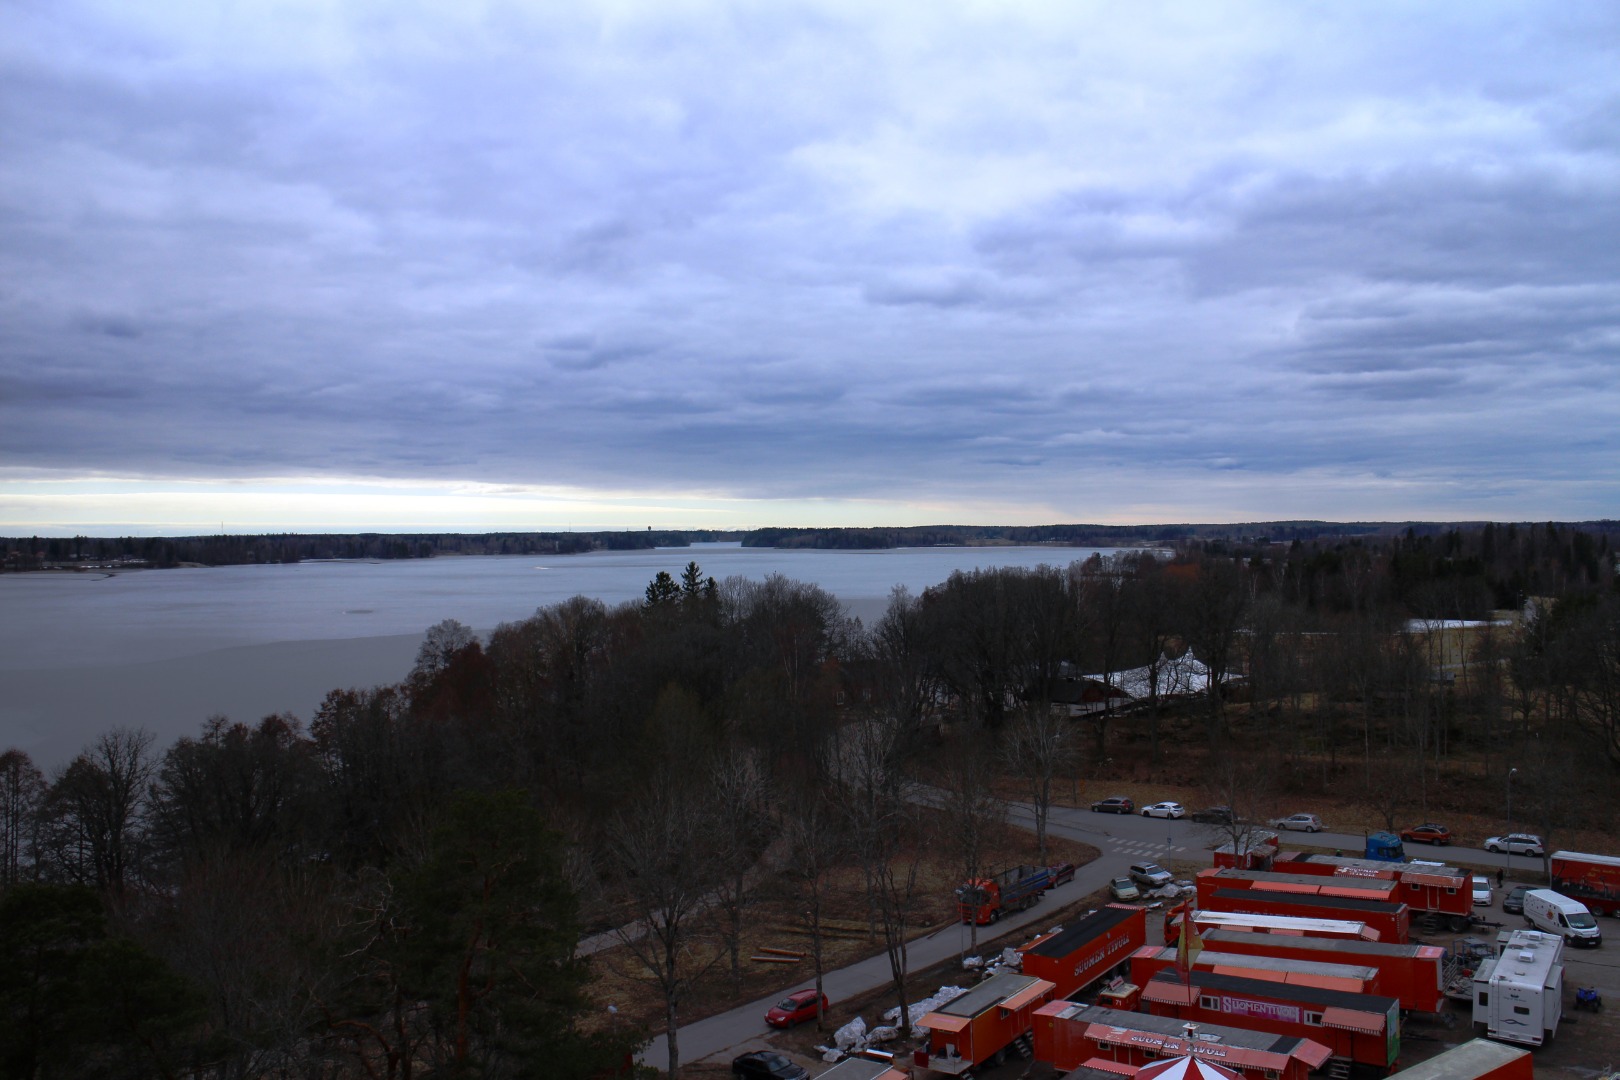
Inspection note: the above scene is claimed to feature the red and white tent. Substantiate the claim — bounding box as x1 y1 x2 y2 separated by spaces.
1134 1051 1244 1080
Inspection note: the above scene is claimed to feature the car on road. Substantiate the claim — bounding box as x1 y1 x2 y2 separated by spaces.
1401 823 1452 845
1129 862 1174 889
1271 813 1326 833
1471 875 1493 907
1142 801 1186 819
1191 806 1235 825
1091 796 1135 814
765 989 827 1029
1109 876 1142 902
1503 885 1530 915
1484 833 1545 857
733 1051 810 1080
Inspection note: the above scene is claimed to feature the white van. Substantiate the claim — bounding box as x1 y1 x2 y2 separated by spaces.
1523 889 1602 947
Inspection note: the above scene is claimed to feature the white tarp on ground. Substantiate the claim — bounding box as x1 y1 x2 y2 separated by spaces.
1086 650 1232 702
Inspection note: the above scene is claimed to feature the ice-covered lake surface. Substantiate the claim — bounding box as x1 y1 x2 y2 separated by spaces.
1 543 1117 766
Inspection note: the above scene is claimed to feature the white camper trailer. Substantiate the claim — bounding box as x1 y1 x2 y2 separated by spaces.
1471 929 1564 1047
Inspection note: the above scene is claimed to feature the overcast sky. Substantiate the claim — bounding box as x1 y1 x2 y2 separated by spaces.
3 2 1617 534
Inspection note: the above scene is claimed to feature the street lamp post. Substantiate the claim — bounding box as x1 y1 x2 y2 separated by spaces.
1504 768 1518 880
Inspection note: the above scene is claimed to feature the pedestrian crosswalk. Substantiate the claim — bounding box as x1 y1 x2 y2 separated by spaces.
1107 837 1192 857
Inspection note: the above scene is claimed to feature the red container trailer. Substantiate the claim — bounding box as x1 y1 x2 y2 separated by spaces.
1276 853 1474 930
1384 1039 1532 1080
1202 887 1411 944
1199 929 1448 1014
1549 850 1620 917
1164 908 1381 945
1019 904 1147 1000
1212 834 1280 871
916 971 1056 1074
1032 1001 1332 1080
1197 868 1401 905
1142 969 1402 1074
1129 945 1378 996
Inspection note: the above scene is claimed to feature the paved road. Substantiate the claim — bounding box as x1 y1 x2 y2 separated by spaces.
636 801 1549 1074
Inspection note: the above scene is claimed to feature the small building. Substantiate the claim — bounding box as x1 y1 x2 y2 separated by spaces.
1020 904 1147 999
1198 929 1449 1013
1384 1039 1532 1080
916 971 1057 1075
1033 1002 1331 1080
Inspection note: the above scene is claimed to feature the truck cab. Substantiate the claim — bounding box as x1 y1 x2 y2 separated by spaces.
1364 832 1406 862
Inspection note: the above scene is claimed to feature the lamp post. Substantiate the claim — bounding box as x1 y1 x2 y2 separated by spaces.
1504 767 1518 880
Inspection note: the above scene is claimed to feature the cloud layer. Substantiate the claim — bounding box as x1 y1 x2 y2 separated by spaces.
3 2 1618 530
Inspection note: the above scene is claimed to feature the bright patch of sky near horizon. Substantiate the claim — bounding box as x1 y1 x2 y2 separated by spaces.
3 2 1618 535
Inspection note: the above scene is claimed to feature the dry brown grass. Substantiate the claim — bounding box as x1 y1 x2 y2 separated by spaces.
582 821 1101 1035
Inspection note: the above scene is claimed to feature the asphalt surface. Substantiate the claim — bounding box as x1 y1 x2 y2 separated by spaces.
635 802 1564 1074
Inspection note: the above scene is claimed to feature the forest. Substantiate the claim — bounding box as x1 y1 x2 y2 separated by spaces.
1 522 1618 1078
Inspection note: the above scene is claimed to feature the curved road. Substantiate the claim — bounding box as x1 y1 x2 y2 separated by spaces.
636 804 1563 1074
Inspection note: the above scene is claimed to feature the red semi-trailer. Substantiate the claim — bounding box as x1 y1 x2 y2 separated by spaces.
957 864 1051 925
1201 886 1411 944
1276 853 1474 930
1032 1002 1332 1080
1142 969 1402 1074
1129 944 1379 995
1199 928 1448 1014
1018 904 1146 999
1549 850 1620 917
1384 1039 1532 1080
1197 868 1401 906
915 971 1056 1074
1164 908 1381 944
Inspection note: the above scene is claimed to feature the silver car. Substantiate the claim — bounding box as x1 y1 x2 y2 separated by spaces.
1271 813 1325 833
1483 833 1544 856
1141 801 1186 819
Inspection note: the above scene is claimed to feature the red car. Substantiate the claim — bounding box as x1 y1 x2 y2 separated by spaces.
1401 822 1452 845
765 989 827 1028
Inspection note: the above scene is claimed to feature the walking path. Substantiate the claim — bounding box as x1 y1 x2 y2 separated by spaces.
635 801 1140 1073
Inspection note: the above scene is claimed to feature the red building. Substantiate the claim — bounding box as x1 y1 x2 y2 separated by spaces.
1165 908 1380 944
1199 929 1449 1013
1032 1002 1331 1080
1129 945 1379 996
1275 853 1473 930
1020 904 1147 999
916 971 1056 1074
1200 886 1411 944
1384 1039 1532 1080
1142 970 1401 1074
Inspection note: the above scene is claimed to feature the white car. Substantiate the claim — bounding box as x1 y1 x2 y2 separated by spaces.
1483 833 1545 857
1271 813 1325 833
1471 875 1493 906
1142 801 1186 819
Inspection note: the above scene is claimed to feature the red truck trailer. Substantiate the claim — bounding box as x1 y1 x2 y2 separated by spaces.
1019 903 1146 999
957 864 1051 925
1212 834 1280 871
1142 969 1402 1074
1384 1039 1532 1080
1201 887 1411 944
1032 1002 1332 1080
915 971 1056 1074
1549 850 1620 917
1129 944 1379 996
1165 908 1381 944
1198 867 1401 904
1199 929 1448 1013
1277 853 1474 930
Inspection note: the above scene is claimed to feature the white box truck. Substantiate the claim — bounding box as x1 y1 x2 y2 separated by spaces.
1522 888 1602 947
1471 929 1564 1047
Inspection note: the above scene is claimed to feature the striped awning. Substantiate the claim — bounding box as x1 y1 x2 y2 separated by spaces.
1142 981 1197 1005
1320 1006 1385 1034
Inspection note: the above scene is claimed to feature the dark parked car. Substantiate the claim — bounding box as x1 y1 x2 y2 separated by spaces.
733 1051 809 1080
1401 823 1452 845
1048 861 1077 886
1091 796 1135 814
1503 885 1530 915
1191 806 1235 825
764 988 827 1029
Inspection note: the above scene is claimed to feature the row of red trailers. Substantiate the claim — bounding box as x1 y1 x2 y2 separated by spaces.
1214 841 1475 930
